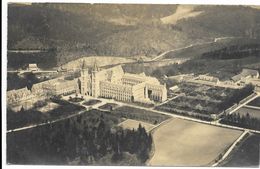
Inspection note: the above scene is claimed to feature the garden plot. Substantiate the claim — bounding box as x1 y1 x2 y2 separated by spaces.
118 119 155 131
156 82 238 117
148 118 242 166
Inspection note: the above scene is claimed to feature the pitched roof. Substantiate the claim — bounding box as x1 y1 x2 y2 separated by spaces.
231 69 259 82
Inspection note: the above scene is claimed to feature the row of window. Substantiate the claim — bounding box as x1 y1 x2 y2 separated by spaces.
100 92 131 101
100 84 132 92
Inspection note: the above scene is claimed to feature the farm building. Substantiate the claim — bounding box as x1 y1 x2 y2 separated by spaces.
231 69 259 83
27 63 39 71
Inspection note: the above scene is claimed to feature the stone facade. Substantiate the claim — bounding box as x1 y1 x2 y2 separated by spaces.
79 62 167 103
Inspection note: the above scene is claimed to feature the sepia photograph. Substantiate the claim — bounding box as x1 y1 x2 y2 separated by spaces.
2 0 260 168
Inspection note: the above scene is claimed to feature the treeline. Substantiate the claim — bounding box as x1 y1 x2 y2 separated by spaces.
220 113 260 130
7 110 152 165
201 44 260 60
217 84 254 110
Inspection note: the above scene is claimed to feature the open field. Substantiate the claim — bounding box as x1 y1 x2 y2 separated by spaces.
247 97 260 107
234 107 260 119
112 106 170 125
220 134 260 167
148 118 242 166
118 119 155 131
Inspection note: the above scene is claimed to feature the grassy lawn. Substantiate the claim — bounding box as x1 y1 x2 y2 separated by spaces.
148 118 242 166
83 99 102 106
112 106 170 125
98 103 119 111
68 97 84 103
221 134 260 167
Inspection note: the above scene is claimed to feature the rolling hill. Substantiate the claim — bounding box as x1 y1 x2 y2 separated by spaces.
7 3 260 66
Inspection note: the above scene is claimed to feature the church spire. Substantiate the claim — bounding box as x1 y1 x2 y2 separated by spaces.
82 60 88 70
93 59 99 71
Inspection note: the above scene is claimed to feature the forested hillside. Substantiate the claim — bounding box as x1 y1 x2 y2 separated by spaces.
8 4 260 66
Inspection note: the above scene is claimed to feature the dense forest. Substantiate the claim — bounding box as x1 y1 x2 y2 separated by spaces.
201 44 260 60
7 110 152 165
7 4 260 67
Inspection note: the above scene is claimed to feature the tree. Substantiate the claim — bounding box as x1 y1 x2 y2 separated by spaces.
20 106 25 112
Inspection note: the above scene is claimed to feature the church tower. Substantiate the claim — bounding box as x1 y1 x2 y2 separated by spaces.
80 60 89 95
91 59 99 97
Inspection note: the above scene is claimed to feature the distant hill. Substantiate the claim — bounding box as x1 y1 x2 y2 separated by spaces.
7 3 260 66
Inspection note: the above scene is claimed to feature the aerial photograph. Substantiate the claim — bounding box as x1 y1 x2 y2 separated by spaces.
4 1 260 167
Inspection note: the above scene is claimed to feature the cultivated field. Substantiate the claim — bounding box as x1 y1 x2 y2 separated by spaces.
234 106 260 119
148 118 242 166
118 119 155 131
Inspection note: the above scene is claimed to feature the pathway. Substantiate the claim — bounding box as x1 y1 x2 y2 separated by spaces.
228 93 259 115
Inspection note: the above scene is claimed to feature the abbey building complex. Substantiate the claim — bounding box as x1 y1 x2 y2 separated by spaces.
79 61 167 103
7 61 167 111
